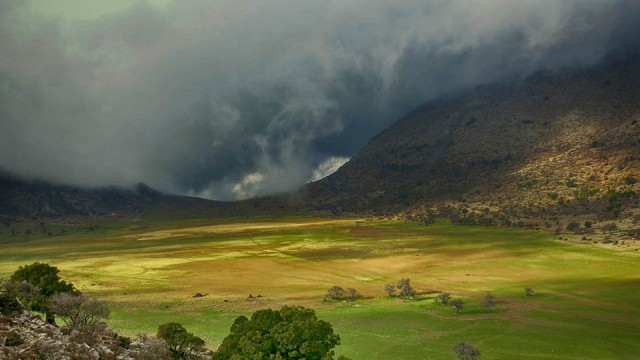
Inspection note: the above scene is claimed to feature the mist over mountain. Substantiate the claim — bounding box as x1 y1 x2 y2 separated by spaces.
1 0 639 200
305 54 640 216
0 171 217 219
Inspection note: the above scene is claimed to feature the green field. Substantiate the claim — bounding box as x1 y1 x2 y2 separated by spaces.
1 216 639 359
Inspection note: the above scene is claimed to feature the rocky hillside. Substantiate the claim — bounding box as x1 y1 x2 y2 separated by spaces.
305 54 640 218
0 311 167 360
3 55 640 223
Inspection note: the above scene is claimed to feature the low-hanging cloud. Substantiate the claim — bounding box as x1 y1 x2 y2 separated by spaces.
0 0 638 200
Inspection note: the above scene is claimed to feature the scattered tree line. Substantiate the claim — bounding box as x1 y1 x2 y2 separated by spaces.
383 278 417 298
325 286 360 301
2 265 545 359
402 188 639 232
0 262 350 360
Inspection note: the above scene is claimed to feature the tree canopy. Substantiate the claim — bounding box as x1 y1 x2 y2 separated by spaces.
48 293 110 332
9 262 76 323
157 322 206 359
213 305 343 360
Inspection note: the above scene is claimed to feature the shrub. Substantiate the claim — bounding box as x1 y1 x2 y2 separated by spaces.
451 298 464 313
133 334 172 360
453 342 481 360
481 292 495 309
5 330 23 346
0 289 22 316
525 287 534 296
383 283 395 297
436 293 451 304
566 221 580 232
48 293 110 332
157 322 206 359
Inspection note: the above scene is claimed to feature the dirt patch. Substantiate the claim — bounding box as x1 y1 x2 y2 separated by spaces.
348 226 418 238
127 219 357 241
421 331 450 339
285 247 372 260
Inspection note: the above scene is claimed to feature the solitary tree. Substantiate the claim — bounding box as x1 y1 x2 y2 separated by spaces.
213 306 343 360
157 322 206 359
451 298 464 313
524 287 534 296
481 292 495 310
397 278 416 298
453 342 481 360
9 262 76 324
436 293 451 304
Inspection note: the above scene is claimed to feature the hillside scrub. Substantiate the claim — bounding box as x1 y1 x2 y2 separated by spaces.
0 263 206 360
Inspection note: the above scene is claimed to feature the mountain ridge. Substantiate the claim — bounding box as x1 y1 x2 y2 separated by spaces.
0 172 217 219
2 54 640 223
303 54 640 219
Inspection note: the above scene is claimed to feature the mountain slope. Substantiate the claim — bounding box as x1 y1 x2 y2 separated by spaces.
0 173 216 219
305 55 640 215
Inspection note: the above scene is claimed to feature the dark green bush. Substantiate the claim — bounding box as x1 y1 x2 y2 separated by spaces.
5 331 23 346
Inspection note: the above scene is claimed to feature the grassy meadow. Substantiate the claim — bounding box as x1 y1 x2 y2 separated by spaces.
1 216 639 359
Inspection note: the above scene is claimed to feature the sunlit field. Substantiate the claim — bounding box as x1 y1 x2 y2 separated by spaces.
1 216 639 359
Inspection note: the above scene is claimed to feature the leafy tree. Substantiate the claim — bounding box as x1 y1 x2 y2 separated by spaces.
451 298 464 313
157 322 206 359
326 286 345 300
213 305 343 360
4 331 23 346
2 279 40 310
453 342 481 360
347 288 359 300
397 278 416 298
436 293 451 304
383 283 395 297
9 262 76 323
0 281 23 315
48 293 110 332
524 287 534 296
481 292 495 309
0 291 22 315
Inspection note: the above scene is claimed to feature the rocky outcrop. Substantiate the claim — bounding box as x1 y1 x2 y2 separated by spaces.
0 311 170 360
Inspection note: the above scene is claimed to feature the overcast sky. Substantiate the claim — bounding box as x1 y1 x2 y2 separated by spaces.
1 0 638 200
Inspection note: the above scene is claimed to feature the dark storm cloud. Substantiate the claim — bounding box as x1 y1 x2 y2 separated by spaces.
0 0 638 199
